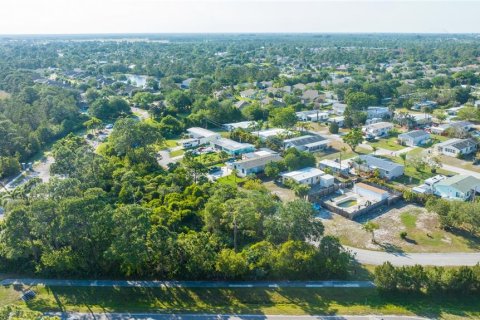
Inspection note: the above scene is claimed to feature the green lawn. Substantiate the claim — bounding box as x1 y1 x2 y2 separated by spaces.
217 173 247 186
163 139 179 148
3 286 479 318
369 137 405 151
169 149 185 157
401 212 418 229
317 147 371 162
195 152 224 165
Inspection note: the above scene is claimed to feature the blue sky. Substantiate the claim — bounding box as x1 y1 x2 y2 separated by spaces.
1 0 479 34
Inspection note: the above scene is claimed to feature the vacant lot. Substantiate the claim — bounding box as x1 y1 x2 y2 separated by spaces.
2 286 479 318
369 137 404 151
322 203 480 253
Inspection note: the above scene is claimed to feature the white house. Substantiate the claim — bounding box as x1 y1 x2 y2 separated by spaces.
184 127 221 147
434 138 478 157
398 130 430 147
430 121 474 135
433 175 480 201
318 159 350 175
412 175 447 194
223 121 256 131
353 183 390 202
252 128 289 141
283 135 330 152
353 155 404 180
296 110 329 122
327 116 345 127
211 138 255 156
362 122 394 138
230 150 282 177
281 167 334 187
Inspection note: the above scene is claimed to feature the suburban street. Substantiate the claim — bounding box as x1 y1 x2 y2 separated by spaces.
347 246 480 266
45 313 430 320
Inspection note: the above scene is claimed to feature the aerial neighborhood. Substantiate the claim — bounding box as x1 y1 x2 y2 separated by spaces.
1 32 480 316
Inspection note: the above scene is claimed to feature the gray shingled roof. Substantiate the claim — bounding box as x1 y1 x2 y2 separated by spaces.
284 135 326 147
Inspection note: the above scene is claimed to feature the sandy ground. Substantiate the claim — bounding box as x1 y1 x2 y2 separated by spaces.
321 203 480 253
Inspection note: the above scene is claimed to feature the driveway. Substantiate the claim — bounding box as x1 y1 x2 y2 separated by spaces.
440 163 480 179
157 150 183 168
346 246 480 266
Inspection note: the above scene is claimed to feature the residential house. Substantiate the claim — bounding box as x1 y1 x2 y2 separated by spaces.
353 183 390 202
252 128 288 141
434 138 478 157
283 135 330 152
301 90 322 104
367 106 391 119
433 175 480 200
398 130 430 147
223 121 256 131
211 138 255 156
239 89 257 99
353 155 404 180
261 97 286 107
430 121 474 135
296 110 329 122
281 167 334 187
318 159 350 175
230 151 282 177
234 100 250 110
327 116 345 127
412 100 438 111
186 127 220 145
362 122 394 138
332 103 347 115
412 175 447 194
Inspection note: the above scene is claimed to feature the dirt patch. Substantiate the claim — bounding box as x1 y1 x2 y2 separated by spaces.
322 203 480 253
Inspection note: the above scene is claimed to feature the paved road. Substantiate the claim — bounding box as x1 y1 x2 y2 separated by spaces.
441 163 480 179
45 313 430 320
0 279 373 288
347 246 480 266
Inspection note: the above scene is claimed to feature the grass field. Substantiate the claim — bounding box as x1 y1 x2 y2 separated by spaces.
217 173 247 186
169 149 185 157
3 286 479 318
370 137 404 151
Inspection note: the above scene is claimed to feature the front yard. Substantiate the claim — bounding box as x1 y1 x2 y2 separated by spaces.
369 137 404 151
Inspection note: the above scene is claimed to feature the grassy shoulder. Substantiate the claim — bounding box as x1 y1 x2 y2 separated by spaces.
2 286 478 318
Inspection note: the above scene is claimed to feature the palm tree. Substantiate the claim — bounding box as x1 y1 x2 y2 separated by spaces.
339 146 348 174
399 153 407 168
353 157 366 176
363 221 380 243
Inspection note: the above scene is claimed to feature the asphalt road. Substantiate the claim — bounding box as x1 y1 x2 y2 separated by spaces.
347 246 480 266
45 313 430 320
0 279 374 288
